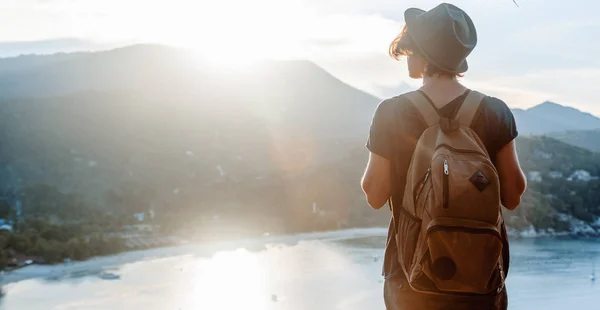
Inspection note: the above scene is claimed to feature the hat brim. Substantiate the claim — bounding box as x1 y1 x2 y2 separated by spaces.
455 60 468 74
403 7 469 74
404 8 425 29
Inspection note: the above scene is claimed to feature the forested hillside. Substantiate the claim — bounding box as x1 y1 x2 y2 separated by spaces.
0 45 599 251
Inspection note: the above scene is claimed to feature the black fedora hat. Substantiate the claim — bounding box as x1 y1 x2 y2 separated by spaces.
404 3 477 73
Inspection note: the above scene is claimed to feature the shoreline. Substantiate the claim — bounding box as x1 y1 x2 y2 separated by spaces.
0 227 388 285
1 243 193 285
1 226 596 286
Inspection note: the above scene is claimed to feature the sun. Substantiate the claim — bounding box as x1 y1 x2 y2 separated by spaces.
188 38 269 68
151 0 289 68
104 0 315 68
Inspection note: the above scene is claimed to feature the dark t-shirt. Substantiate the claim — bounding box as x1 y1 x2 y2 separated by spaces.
366 89 518 278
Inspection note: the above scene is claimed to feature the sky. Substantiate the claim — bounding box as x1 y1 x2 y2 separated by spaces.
0 0 599 114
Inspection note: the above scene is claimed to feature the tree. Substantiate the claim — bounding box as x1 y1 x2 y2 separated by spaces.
0 201 13 220
0 250 8 270
7 234 31 253
67 240 91 261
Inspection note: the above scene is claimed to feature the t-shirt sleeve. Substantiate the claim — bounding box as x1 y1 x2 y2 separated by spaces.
486 97 518 154
366 98 397 160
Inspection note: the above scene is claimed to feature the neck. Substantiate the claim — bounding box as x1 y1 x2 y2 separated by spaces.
422 75 458 86
420 75 466 96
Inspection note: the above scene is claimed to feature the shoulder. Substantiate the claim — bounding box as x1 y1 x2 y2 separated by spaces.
482 95 511 112
479 94 515 121
374 92 419 115
474 92 518 153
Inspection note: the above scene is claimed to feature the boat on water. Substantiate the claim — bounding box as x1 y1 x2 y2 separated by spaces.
99 273 121 280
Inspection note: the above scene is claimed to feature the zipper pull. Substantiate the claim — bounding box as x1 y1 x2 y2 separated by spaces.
443 160 449 209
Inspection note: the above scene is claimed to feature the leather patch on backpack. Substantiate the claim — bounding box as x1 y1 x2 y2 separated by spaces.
470 171 490 192
432 256 456 280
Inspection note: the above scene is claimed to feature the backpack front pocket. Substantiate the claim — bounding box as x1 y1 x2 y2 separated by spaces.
421 217 503 295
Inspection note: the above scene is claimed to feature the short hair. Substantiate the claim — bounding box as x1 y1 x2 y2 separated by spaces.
388 25 463 78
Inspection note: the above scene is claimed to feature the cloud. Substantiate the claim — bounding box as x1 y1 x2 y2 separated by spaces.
1 0 599 117
511 20 600 45
461 79 555 110
304 38 353 48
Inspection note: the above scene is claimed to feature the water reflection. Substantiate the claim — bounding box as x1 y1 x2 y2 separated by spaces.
185 249 268 309
0 231 599 310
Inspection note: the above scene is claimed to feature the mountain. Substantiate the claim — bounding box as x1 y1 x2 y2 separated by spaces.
512 101 600 135
0 45 385 234
511 136 600 235
0 45 379 140
510 102 600 152
1 44 600 236
552 129 600 152
528 101 600 130
512 108 572 135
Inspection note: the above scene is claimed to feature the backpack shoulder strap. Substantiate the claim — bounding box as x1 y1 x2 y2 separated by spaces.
404 90 440 127
456 90 485 127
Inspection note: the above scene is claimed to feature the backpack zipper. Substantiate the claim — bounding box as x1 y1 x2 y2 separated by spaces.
413 168 431 203
426 225 503 242
435 143 499 180
422 224 503 261
443 160 449 209
435 143 487 158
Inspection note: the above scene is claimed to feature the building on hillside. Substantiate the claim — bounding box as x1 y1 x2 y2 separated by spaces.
548 171 564 179
134 212 145 222
533 150 552 160
133 224 154 232
0 218 13 231
567 170 598 182
527 171 543 183
123 224 155 232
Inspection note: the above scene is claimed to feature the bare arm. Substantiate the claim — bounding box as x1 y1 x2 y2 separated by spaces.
495 139 527 210
361 152 392 209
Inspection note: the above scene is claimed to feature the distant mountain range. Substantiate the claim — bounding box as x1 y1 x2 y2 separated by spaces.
0 45 386 233
1 44 600 235
510 101 600 152
0 45 378 140
552 130 600 153
512 101 600 135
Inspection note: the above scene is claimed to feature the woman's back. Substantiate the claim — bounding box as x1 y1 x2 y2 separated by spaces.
360 3 526 309
369 89 516 309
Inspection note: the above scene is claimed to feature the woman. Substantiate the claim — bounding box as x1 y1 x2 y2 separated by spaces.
360 3 527 309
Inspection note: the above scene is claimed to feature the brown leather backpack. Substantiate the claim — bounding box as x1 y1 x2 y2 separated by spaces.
395 90 505 296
